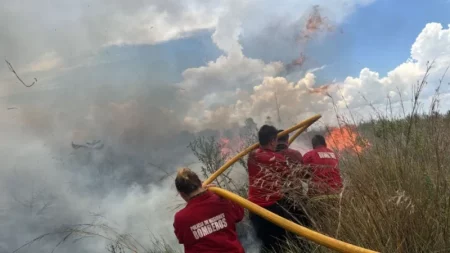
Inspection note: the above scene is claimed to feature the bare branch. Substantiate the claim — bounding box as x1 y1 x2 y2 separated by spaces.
5 59 37 87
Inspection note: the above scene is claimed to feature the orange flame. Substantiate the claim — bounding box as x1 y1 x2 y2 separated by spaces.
219 137 245 159
219 138 232 158
298 5 335 42
326 126 370 154
309 84 331 95
289 5 337 72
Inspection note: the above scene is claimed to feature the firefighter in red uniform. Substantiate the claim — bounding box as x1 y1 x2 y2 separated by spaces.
276 129 312 184
302 135 343 196
276 129 303 165
275 129 312 252
302 135 343 235
248 125 303 253
173 168 245 253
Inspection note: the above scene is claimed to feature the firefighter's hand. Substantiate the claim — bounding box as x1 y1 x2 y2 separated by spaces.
204 184 217 189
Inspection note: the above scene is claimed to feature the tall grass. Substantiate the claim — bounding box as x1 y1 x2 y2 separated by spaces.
296 63 450 252
330 112 450 252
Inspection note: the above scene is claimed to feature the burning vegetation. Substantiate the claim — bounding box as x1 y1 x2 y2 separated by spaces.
219 137 246 160
299 5 335 41
326 125 370 154
286 5 338 71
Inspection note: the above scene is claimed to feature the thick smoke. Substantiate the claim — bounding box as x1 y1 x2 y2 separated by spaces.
0 85 201 252
0 0 396 252
0 87 267 252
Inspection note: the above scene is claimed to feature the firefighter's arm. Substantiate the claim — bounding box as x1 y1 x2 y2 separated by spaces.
204 183 217 189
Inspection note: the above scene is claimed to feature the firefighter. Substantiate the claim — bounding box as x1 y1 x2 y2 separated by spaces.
302 135 343 196
276 129 303 165
276 129 312 251
173 168 245 253
302 135 343 235
248 125 310 252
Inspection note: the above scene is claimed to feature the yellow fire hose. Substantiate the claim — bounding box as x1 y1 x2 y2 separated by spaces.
202 114 379 253
202 114 321 186
208 187 376 253
288 124 308 146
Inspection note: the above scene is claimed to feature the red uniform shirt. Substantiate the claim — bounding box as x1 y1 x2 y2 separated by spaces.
247 147 290 207
303 146 343 196
279 147 303 165
173 191 245 253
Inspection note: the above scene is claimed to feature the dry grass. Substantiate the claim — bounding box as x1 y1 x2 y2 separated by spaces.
281 63 450 253
321 113 450 253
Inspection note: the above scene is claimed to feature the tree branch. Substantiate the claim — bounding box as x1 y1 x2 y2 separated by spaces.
5 59 37 87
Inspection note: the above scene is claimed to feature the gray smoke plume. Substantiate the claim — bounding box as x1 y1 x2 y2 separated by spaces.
0 0 379 252
0 85 199 252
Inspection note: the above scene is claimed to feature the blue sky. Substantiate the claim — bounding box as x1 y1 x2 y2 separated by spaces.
97 31 221 85
240 0 450 83
335 0 450 78
79 0 450 88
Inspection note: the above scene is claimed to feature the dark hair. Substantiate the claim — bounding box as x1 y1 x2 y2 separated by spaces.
312 135 326 148
175 168 202 195
277 129 289 142
275 130 288 152
258 125 278 146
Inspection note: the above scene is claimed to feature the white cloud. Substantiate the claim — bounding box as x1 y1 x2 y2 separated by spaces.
186 22 450 130
184 74 328 130
24 51 63 73
104 4 219 46
178 54 284 101
411 23 450 68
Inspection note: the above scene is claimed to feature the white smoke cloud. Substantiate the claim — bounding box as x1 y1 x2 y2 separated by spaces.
0 0 221 75
175 1 380 130
186 22 450 130
0 98 197 252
